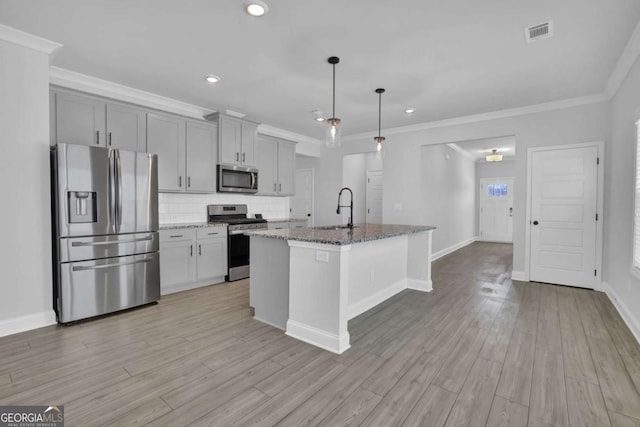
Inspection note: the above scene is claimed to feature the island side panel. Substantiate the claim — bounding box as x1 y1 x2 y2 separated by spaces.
347 234 409 319
249 236 290 330
406 230 434 291
286 241 351 354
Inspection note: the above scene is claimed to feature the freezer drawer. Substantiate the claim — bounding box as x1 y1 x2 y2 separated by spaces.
59 232 159 263
57 252 160 323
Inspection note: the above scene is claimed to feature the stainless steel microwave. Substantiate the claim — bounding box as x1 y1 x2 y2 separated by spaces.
217 164 258 194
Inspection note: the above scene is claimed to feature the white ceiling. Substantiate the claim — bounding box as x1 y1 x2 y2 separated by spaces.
450 136 516 162
1 0 639 139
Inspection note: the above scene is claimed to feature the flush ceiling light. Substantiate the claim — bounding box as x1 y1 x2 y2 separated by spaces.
315 117 325 122
374 88 386 152
486 149 503 162
404 107 416 114
205 75 220 84
244 0 269 16
325 56 342 148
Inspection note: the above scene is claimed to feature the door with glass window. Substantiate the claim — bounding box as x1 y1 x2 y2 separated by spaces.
479 177 514 242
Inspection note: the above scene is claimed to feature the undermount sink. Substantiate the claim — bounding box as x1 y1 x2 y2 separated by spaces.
313 225 359 230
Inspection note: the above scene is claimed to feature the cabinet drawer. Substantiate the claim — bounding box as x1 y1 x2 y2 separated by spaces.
268 222 289 230
196 227 227 240
159 229 196 243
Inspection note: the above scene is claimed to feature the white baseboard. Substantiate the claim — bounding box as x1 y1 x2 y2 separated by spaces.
0 310 57 338
407 278 433 292
432 237 477 261
347 279 406 320
161 276 226 296
285 319 350 354
603 281 640 345
511 270 527 281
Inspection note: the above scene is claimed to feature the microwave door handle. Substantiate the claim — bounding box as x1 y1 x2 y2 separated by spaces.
251 172 256 189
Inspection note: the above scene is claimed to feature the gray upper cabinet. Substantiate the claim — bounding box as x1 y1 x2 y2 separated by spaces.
186 121 218 193
106 103 147 152
53 90 146 151
256 136 296 196
54 91 106 147
147 113 185 192
206 113 258 167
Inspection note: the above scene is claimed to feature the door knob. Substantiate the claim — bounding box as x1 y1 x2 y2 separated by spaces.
532 220 539 225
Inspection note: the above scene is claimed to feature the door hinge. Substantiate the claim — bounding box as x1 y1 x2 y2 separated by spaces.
597 157 600 165
594 269 597 276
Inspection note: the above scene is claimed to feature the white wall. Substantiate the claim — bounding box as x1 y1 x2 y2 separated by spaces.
0 39 57 335
420 144 476 254
604 54 640 339
475 159 516 235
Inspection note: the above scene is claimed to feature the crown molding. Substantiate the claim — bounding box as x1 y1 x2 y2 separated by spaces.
0 24 62 55
49 66 215 119
342 93 609 142
258 124 322 145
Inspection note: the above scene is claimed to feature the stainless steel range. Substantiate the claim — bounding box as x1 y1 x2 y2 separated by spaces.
207 204 267 281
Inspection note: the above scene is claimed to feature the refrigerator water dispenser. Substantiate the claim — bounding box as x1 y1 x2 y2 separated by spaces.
68 191 97 223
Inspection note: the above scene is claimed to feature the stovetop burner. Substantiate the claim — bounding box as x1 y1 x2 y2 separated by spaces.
207 204 267 229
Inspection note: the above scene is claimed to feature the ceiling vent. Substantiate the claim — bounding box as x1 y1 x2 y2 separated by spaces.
525 20 553 43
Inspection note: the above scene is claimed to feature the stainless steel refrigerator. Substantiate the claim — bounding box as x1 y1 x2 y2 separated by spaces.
51 142 160 323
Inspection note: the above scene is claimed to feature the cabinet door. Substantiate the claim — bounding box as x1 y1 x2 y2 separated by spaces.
186 121 217 193
277 141 296 195
55 91 106 146
219 116 240 165
106 103 147 152
147 113 185 192
256 137 277 195
240 122 257 166
196 237 227 281
160 239 196 292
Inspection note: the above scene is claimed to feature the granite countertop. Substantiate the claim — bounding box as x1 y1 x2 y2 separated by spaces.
266 218 309 223
247 223 435 246
159 222 227 230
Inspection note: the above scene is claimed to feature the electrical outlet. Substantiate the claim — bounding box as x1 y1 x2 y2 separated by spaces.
393 202 403 211
316 250 329 262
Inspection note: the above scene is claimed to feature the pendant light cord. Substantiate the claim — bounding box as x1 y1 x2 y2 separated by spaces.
378 91 382 137
332 63 336 119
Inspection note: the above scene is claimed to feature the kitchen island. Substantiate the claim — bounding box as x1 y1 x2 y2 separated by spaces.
249 223 435 354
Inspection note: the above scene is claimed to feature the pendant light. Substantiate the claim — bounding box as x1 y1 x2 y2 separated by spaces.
486 149 503 162
325 56 341 148
374 88 386 152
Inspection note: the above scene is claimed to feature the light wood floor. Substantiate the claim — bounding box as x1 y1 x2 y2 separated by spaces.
1 242 640 426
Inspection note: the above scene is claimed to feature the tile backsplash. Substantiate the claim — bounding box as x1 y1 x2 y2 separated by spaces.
158 193 291 224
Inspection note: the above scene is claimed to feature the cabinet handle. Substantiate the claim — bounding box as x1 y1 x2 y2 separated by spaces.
169 235 183 238
207 232 219 235
279 183 282 192
108 132 112 146
273 183 276 192
236 152 239 162
188 177 191 188
190 244 193 256
96 131 100 145
243 152 246 163
179 176 182 187
198 244 202 256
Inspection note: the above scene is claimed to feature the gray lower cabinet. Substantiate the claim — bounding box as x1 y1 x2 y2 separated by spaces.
147 113 217 193
52 89 146 151
256 136 296 196
159 227 227 295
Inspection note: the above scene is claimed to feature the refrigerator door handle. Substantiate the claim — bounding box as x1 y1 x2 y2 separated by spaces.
115 149 123 232
72 257 152 271
71 236 153 247
108 149 116 230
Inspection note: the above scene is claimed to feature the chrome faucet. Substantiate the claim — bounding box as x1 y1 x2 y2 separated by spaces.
336 187 354 229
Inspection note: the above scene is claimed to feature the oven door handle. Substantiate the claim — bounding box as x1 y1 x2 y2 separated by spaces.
229 229 250 235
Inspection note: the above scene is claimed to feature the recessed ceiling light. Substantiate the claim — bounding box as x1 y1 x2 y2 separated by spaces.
315 117 325 122
244 0 269 16
404 107 416 114
205 75 220 84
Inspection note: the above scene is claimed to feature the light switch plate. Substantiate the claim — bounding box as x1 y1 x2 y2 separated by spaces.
315 250 329 262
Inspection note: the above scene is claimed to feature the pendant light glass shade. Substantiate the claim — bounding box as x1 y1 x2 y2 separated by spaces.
374 88 385 153
325 57 341 148
486 149 503 162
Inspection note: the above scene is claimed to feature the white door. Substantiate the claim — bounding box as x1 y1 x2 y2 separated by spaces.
366 170 383 224
530 146 599 288
294 169 314 226
479 177 514 243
